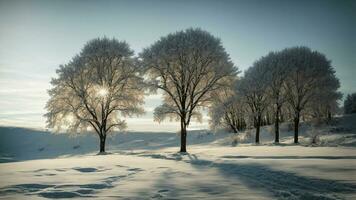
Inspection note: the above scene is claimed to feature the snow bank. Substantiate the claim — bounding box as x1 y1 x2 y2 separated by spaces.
0 115 355 199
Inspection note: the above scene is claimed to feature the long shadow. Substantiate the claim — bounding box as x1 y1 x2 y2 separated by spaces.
137 152 356 199
130 170 183 199
186 155 356 200
222 155 356 160
128 167 230 199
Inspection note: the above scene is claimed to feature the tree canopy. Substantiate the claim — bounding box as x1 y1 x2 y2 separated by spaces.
45 37 145 152
140 28 238 152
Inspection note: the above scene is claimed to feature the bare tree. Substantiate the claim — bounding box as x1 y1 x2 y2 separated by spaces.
45 38 145 153
237 61 270 144
283 47 338 143
140 28 238 152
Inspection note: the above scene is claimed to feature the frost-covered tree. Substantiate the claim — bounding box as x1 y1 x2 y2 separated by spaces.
344 93 356 114
308 79 341 121
140 28 237 152
257 51 289 143
45 38 145 153
209 80 246 133
283 47 339 143
237 61 270 144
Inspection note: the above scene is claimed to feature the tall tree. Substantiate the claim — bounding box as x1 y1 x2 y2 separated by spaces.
238 61 270 144
140 28 237 152
45 38 145 153
258 51 289 143
283 47 338 143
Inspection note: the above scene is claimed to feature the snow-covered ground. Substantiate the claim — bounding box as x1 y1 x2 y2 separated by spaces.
0 115 355 199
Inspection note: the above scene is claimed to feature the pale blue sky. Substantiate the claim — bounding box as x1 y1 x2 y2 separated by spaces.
0 0 355 130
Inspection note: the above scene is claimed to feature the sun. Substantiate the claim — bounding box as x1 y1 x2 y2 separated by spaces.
97 87 108 97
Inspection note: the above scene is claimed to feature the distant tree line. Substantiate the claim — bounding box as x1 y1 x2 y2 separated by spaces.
46 28 342 153
210 47 341 144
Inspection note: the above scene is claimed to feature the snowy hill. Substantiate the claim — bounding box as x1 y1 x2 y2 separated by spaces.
1 114 355 163
0 115 355 199
0 127 230 163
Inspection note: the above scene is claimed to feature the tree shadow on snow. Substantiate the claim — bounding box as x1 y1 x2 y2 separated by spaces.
185 155 356 200
130 168 230 199
222 155 356 160
115 151 356 199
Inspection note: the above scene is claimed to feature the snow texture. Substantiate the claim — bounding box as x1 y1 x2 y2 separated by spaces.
0 114 355 199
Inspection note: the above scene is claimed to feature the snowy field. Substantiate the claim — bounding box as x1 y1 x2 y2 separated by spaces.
0 115 355 199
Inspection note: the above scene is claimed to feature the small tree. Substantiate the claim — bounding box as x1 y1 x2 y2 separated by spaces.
140 28 238 152
344 93 356 114
309 83 342 122
45 38 145 153
209 80 246 133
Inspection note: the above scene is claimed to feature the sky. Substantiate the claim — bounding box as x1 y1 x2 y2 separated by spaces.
0 0 355 131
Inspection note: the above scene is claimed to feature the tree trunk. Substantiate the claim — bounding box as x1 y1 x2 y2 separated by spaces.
255 115 261 144
327 110 332 121
99 135 106 153
180 118 187 152
275 106 280 143
230 124 238 133
294 112 300 144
